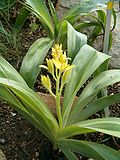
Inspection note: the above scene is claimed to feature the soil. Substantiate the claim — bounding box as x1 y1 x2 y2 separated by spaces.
0 1 120 160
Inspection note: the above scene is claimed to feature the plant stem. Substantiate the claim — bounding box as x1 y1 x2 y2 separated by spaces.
56 93 62 128
56 72 62 128
103 1 114 117
49 89 56 98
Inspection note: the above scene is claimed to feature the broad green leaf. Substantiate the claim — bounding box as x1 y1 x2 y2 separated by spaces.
69 70 120 124
62 45 110 127
77 93 120 121
0 57 33 125
20 38 53 88
0 56 26 84
59 118 120 139
58 139 120 160
56 20 67 49
67 23 87 61
25 0 54 38
0 78 58 142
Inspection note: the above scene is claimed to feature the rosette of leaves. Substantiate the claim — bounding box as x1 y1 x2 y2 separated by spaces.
0 23 120 160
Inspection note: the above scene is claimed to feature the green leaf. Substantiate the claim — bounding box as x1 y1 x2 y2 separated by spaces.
0 77 58 142
58 139 120 160
0 57 33 123
13 7 30 32
20 38 53 88
108 31 112 51
48 0 58 26
61 148 78 160
0 56 26 84
77 93 120 121
60 14 80 27
89 10 106 46
62 1 97 22
56 20 67 49
59 118 120 139
25 0 54 38
111 9 116 32
75 21 100 32
0 86 25 108
67 23 87 61
69 70 120 124
62 45 110 127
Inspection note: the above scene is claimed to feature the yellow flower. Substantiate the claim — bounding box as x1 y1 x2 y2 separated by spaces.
41 75 51 91
46 58 54 75
52 51 75 72
52 44 63 60
39 59 54 76
52 59 65 70
59 51 67 63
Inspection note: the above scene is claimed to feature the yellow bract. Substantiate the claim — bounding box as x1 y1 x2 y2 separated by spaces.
41 75 51 91
52 48 74 72
52 44 63 60
46 58 54 75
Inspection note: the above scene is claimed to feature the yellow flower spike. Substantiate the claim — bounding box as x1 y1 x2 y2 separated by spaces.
41 75 51 91
46 59 54 75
